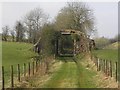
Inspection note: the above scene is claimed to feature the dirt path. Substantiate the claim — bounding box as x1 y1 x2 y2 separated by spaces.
40 59 96 88
42 62 80 88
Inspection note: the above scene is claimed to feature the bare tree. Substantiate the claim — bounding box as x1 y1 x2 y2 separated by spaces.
15 21 25 42
24 7 48 44
10 29 15 42
55 2 95 36
2 26 9 41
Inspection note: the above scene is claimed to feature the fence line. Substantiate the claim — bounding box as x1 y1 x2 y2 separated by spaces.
28 62 30 77
32 62 34 75
91 56 118 82
2 59 50 89
110 61 112 77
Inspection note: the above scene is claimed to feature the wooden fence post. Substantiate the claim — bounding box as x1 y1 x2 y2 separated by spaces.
38 60 40 67
90 54 92 61
11 65 14 88
2 66 4 90
36 61 37 72
101 59 102 71
44 61 46 74
110 61 112 77
39 60 40 67
33 62 34 75
105 60 107 76
28 62 30 77
115 62 118 82
43 61 45 74
40 61 42 71
24 63 26 77
95 57 97 66
102 59 104 72
103 59 105 73
40 61 42 72
17 64 20 82
108 61 110 76
97 58 99 71
99 58 101 71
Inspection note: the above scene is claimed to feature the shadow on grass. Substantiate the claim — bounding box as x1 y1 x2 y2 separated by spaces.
56 56 75 63
56 53 85 63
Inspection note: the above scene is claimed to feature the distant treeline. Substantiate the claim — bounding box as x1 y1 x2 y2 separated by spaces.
94 35 119 49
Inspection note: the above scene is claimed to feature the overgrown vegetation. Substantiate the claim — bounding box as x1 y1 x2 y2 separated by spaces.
40 24 59 56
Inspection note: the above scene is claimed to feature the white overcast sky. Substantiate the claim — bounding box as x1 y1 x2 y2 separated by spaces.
0 1 118 38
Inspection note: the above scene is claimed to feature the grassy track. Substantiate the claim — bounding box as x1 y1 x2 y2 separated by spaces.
76 63 97 88
41 57 96 88
42 62 79 88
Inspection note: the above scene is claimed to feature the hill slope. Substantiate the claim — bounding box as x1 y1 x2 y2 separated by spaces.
104 42 120 49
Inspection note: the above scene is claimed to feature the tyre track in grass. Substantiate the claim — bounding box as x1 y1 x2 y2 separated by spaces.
75 62 96 88
39 56 96 88
42 61 80 88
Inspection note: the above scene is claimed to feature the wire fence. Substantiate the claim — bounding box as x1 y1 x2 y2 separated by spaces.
2 59 52 89
91 55 118 82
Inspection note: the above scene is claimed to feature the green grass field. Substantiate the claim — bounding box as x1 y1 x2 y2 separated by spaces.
92 49 118 62
92 42 119 61
2 42 37 66
2 42 37 87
